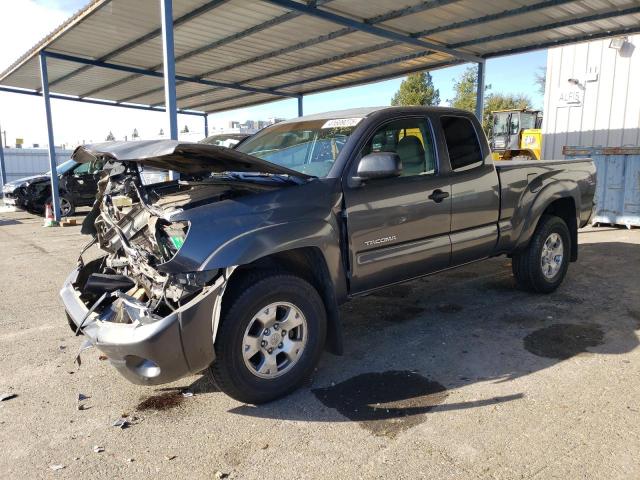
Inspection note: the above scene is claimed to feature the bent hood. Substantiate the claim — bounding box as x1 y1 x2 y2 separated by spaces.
72 140 310 178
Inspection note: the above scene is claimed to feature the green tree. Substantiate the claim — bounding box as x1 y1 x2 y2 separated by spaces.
391 72 440 106
449 66 490 113
483 93 531 137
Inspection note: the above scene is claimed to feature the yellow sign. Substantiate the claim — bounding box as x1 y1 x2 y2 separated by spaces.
15 138 24 145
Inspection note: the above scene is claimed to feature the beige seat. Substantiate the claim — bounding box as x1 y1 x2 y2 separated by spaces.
396 136 425 176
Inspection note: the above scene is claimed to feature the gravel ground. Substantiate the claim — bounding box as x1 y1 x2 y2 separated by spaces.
0 210 639 479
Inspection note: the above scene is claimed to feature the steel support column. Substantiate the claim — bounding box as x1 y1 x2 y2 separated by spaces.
0 122 6 191
38 52 61 222
203 114 209 137
297 95 303 117
475 61 485 121
160 0 178 141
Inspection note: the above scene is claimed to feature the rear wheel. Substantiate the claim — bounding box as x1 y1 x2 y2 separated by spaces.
512 214 571 293
210 273 326 404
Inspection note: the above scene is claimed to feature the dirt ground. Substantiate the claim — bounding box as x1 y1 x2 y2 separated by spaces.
1 209 639 479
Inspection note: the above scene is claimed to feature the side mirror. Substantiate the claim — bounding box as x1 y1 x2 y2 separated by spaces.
353 152 402 185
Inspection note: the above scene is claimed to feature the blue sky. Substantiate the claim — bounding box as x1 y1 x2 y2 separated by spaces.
1 1 546 146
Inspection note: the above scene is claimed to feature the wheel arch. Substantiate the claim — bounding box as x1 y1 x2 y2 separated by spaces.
221 246 344 355
516 192 579 262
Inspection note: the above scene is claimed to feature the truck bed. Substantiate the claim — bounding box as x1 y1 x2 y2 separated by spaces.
494 157 596 254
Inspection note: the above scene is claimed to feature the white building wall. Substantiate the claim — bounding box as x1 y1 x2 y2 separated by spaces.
542 34 640 159
2 148 73 183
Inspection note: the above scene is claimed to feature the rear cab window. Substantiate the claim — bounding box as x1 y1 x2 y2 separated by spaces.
440 116 483 171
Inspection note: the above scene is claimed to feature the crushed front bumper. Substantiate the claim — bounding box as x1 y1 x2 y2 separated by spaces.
60 267 228 385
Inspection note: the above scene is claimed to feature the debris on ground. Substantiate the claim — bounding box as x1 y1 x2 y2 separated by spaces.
111 414 138 429
0 393 17 402
77 393 90 411
125 458 134 463
181 390 194 398
98 355 108 361
49 464 65 471
93 446 104 453
74 339 93 367
59 345 66 351
214 470 229 479
165 455 177 461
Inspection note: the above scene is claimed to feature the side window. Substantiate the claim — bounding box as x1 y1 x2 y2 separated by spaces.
361 118 436 177
441 116 483 171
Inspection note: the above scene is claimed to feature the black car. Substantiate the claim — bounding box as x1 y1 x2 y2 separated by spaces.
1 159 104 217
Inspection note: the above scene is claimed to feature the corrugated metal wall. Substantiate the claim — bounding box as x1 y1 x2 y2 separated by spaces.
2 148 73 183
542 34 640 159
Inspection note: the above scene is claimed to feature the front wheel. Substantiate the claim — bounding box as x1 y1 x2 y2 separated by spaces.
209 273 327 404
512 214 571 293
46 195 75 217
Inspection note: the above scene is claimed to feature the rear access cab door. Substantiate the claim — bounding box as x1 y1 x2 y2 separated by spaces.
342 113 452 294
434 113 500 266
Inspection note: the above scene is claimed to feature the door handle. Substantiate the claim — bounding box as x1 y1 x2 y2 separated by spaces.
428 189 449 203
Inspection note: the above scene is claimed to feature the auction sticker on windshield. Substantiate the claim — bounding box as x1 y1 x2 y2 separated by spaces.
322 118 362 129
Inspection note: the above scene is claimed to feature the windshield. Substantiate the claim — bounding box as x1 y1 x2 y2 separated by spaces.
520 113 537 130
46 159 77 176
235 118 362 177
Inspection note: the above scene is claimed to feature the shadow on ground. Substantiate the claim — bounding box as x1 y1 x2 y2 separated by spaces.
175 240 640 436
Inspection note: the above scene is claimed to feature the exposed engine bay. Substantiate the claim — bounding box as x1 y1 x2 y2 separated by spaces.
75 160 281 324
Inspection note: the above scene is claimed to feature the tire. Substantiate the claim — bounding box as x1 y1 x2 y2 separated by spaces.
512 214 571 293
46 195 75 217
209 272 327 404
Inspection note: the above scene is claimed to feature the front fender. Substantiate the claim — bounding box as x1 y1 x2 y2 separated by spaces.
198 219 340 271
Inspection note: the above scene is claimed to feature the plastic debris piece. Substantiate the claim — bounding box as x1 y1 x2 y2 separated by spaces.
0 393 17 402
165 455 177 461
49 464 65 471
112 417 131 429
181 390 194 398
214 471 229 479
75 339 93 367
78 393 89 402
126 458 134 463
59 345 66 351
93 445 104 453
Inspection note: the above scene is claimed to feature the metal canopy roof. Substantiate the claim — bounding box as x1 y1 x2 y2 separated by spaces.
1 0 639 115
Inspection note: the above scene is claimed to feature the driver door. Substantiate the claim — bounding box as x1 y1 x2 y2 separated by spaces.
67 161 101 204
343 117 451 294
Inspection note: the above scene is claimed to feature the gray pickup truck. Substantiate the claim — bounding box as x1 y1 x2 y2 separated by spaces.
61 106 596 403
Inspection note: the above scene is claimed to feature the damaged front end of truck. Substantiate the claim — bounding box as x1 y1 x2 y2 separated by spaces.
60 140 306 384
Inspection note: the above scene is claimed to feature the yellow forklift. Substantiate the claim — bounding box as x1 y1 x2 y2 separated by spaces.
490 109 543 161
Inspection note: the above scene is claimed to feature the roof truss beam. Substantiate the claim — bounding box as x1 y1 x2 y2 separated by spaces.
43 51 297 98
261 0 482 63
0 85 205 116
46 0 232 90
124 0 461 105
411 0 576 38
451 4 640 49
